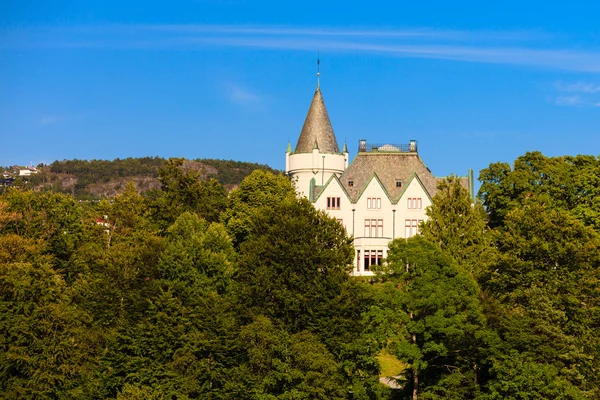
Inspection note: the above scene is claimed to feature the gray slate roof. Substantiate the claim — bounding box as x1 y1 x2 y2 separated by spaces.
294 87 340 154
339 152 440 202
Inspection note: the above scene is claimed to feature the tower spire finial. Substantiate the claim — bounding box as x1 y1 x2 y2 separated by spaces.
316 51 320 88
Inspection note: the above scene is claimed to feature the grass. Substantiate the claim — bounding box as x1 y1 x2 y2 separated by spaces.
377 349 407 377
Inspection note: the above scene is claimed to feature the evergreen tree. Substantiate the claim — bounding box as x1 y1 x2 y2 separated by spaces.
222 169 297 247
481 202 600 397
0 261 99 398
420 175 493 278
380 236 491 399
155 158 227 227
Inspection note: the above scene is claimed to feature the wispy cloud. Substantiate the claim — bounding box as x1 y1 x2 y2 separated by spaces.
223 82 261 105
552 80 600 107
3 24 600 73
39 115 67 126
554 95 584 107
554 81 600 93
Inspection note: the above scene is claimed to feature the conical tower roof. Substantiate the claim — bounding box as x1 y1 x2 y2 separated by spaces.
294 87 340 154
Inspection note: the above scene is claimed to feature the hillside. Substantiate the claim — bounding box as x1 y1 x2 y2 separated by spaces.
6 157 280 199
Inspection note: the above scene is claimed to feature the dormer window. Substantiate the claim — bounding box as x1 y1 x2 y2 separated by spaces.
348 179 354 187
395 179 402 188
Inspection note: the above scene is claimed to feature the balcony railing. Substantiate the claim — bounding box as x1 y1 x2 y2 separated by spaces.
358 140 417 153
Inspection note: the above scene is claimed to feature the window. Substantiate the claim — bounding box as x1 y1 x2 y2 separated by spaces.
395 179 402 187
327 197 341 210
363 249 383 271
367 197 381 209
356 250 361 271
405 219 421 238
364 219 384 237
348 180 354 187
407 197 422 209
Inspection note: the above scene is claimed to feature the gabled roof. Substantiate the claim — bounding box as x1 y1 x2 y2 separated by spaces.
309 150 471 204
312 173 353 203
313 168 435 205
339 152 440 201
294 87 340 154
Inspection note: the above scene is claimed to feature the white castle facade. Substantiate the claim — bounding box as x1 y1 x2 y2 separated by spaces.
286 84 474 276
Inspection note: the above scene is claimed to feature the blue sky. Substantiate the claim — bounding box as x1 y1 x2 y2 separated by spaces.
1 1 600 181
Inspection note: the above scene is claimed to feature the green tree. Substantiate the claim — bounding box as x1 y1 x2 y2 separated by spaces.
380 236 491 399
155 158 227 226
234 196 354 332
0 261 99 398
479 152 600 231
230 171 382 397
158 212 236 297
481 202 600 397
240 315 347 399
101 212 241 399
101 288 242 399
421 175 493 278
1 189 83 279
222 170 297 247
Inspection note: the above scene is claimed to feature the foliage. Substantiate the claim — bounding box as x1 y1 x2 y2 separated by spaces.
0 261 99 399
154 158 228 226
24 156 281 199
479 152 600 230
222 169 297 247
379 236 491 399
421 175 493 278
240 316 347 399
2 151 600 399
481 202 600 397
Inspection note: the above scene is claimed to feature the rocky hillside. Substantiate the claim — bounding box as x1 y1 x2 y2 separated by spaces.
11 157 280 199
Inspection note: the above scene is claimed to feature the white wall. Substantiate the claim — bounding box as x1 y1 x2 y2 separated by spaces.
316 175 431 276
287 150 346 198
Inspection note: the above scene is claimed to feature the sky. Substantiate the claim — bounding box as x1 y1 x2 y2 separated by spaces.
1 0 600 182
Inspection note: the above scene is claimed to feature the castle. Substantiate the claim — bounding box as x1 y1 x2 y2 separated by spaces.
286 83 474 276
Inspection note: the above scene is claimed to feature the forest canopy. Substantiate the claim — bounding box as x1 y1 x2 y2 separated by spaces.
1 152 599 399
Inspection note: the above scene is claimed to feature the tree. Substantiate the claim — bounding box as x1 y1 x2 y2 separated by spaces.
100 288 242 399
230 171 383 396
482 350 588 400
380 236 491 399
480 202 600 397
0 261 99 398
158 212 236 297
1 189 83 279
420 175 493 279
479 152 600 231
222 170 297 247
240 316 346 399
155 158 227 226
234 196 354 332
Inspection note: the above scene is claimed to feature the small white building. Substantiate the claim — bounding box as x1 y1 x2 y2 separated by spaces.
18 166 38 177
286 84 474 276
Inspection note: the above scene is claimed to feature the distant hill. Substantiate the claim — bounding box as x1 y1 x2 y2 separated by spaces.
10 157 280 199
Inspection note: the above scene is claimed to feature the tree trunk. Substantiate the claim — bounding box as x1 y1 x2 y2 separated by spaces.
412 330 418 400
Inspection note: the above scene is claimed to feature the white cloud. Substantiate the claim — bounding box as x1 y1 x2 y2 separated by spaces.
39 115 67 126
4 24 600 73
552 81 600 107
554 81 600 93
223 82 261 105
554 95 584 107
